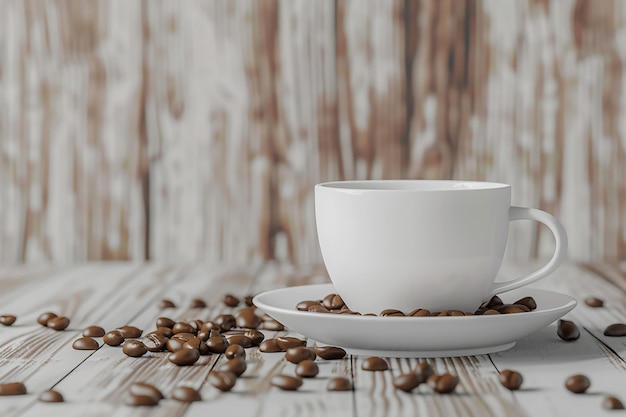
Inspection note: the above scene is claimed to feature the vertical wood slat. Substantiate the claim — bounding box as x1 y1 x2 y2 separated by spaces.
1 0 625 264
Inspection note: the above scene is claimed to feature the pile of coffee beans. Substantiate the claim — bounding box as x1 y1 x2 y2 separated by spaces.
296 294 538 317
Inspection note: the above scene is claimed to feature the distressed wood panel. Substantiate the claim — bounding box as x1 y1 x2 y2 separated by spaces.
0 0 625 264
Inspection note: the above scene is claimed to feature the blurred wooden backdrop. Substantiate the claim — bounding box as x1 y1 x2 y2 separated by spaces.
0 0 625 264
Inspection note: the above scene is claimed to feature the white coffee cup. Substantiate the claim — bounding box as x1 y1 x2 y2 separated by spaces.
315 180 567 314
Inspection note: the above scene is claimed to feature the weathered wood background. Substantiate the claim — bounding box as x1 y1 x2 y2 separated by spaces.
0 0 624 264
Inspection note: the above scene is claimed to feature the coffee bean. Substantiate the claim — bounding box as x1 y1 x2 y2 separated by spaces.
159 299 176 309
496 305 529 314
557 319 580 341
480 309 500 315
183 337 202 350
166 337 185 353
407 308 430 317
172 332 196 342
223 294 240 307
37 312 57 326
156 317 176 329
259 338 283 353
236 309 260 329
198 342 210 355
47 316 70 331
225 344 246 360
435 310 466 316
380 309 404 317
270 374 302 391
82 326 105 337
603 396 625 410
322 294 345 310
393 372 421 392
190 298 207 308
117 326 142 339
142 333 168 352
171 322 194 335
427 373 459 394
129 382 163 402
243 329 265 346
565 374 591 393
276 336 306 350
72 337 99 350
416 362 435 381
123 340 147 357
38 389 64 402
313 346 346 360
499 369 523 390
125 394 159 406
285 346 316 364
327 377 352 391
220 357 247 376
361 357 388 371
209 371 238 392
244 295 255 307
604 323 626 337
215 314 236 332
259 317 284 331
171 386 201 402
103 330 124 346
297 300 321 311
227 335 252 348
296 359 319 378
207 334 229 354
584 297 604 308
308 304 331 313
481 295 503 309
514 297 537 310
0 315 16 326
154 327 174 338
168 347 200 366
0 382 26 396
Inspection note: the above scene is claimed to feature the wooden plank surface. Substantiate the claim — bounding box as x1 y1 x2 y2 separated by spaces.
1 0 626 264
0 261 626 416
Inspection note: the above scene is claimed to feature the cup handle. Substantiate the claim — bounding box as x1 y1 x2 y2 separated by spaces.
488 206 568 297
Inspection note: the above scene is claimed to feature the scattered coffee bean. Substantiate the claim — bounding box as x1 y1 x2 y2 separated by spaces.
285 346 316 364
604 323 626 337
209 371 237 392
166 337 186 353
154 327 174 338
117 326 142 339
183 337 202 350
215 314 236 332
276 336 306 350
172 332 196 342
270 374 302 391
206 334 229 354
223 294 240 307
225 344 246 360
190 298 207 308
313 346 346 360
565 374 591 393
416 362 435 381
361 357 388 371
142 333 168 352
236 309 260 329
259 317 284 331
37 312 57 326
603 396 625 410
407 308 430 317
168 348 200 366
38 389 64 402
72 337 99 350
125 394 159 406
47 316 70 331
244 295 255 307
103 330 124 346
327 377 352 391
82 326 105 337
172 322 196 335
297 300 322 311
227 335 252 348
393 372 421 392
584 297 604 308
427 373 459 394
201 321 220 333
171 386 201 402
123 340 147 357
499 369 523 390
0 315 16 326
557 319 580 341
156 317 176 329
514 297 537 310
296 359 319 378
380 309 404 317
129 382 163 402
220 357 247 377
159 299 176 309
259 338 283 353
243 329 265 346
0 382 26 396
322 294 345 310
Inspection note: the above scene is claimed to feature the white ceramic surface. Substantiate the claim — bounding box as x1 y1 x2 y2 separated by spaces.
253 284 577 358
315 180 568 313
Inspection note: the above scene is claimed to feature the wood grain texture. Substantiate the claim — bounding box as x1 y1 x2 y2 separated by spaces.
1 0 625 263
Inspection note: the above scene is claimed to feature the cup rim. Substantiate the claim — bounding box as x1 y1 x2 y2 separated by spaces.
316 179 511 192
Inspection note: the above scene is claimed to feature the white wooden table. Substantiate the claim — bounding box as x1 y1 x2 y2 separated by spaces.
0 261 625 417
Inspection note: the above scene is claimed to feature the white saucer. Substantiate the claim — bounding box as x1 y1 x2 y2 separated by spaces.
253 284 577 358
